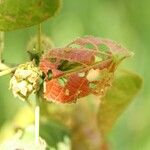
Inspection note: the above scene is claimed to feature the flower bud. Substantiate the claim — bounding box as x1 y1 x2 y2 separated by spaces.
10 62 41 101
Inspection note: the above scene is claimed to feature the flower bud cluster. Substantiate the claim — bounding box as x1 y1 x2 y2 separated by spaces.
10 62 41 100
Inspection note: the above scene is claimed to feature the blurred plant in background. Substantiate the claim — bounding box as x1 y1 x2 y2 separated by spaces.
0 0 148 150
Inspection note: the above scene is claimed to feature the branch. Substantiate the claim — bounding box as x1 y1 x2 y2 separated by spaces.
35 97 40 145
0 63 9 70
0 67 16 76
37 24 42 53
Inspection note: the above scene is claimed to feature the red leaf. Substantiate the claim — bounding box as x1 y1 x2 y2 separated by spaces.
44 74 90 103
43 47 96 65
40 36 131 103
40 59 63 78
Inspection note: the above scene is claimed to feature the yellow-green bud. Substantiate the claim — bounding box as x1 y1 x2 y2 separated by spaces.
27 35 54 55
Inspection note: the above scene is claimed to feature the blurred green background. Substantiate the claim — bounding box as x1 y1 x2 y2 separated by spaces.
0 0 149 149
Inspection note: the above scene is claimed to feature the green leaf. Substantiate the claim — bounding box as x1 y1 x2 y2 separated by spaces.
97 70 143 135
0 0 61 31
40 119 71 149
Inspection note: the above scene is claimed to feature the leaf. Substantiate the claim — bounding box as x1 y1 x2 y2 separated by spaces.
0 0 61 31
40 36 132 79
40 119 71 148
41 36 131 68
40 36 132 103
97 70 143 135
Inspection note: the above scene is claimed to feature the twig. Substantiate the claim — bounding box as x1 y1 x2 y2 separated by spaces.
35 104 40 145
37 24 42 53
0 63 9 70
34 24 42 145
0 67 16 76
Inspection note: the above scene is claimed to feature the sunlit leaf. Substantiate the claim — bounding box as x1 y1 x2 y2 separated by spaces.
0 0 61 31
97 70 143 135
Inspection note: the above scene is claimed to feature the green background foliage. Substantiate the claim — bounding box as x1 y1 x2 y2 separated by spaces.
97 70 142 135
0 0 148 149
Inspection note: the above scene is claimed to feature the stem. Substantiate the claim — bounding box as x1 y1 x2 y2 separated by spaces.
34 23 42 145
26 99 33 108
0 67 16 76
35 104 40 145
0 63 9 71
37 24 42 53
0 32 4 63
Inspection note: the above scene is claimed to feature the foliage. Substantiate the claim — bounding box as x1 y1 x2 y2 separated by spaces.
0 0 61 31
40 36 131 103
0 0 144 150
97 70 142 135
